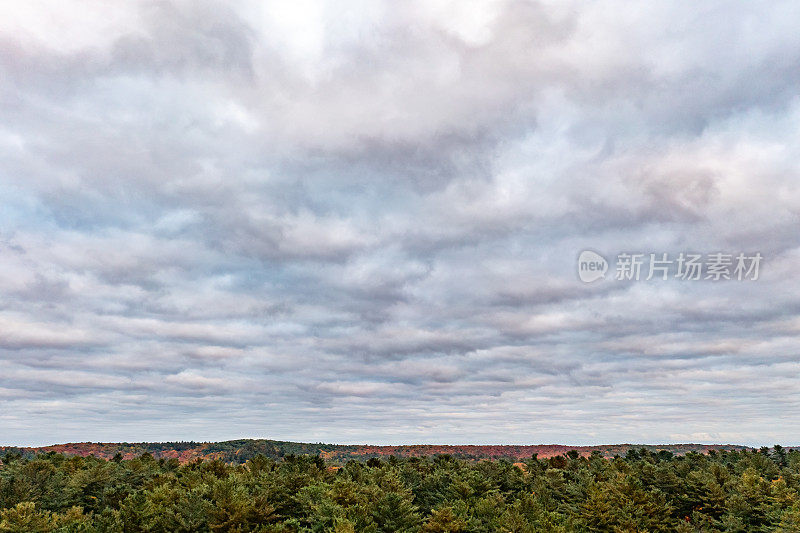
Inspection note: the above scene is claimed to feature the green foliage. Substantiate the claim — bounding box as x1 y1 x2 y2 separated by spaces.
0 502 89 533
1 447 799 531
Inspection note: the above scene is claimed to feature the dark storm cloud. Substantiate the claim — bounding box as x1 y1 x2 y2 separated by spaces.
1 0 800 446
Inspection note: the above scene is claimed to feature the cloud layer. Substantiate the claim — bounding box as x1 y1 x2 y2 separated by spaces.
1 0 799 446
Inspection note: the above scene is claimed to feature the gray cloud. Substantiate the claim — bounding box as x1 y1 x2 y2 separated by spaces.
1 0 799 447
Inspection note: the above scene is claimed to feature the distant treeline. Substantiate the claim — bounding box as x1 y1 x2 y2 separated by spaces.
0 439 753 464
1 446 799 531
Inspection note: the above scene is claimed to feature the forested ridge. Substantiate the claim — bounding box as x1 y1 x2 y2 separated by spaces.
1 446 800 532
0 440 751 464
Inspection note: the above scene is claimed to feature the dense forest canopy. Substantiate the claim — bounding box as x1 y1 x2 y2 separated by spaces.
1 446 799 532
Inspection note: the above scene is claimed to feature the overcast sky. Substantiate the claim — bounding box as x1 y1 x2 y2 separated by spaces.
1 1 799 447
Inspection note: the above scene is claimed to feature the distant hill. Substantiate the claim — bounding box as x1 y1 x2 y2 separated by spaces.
0 439 754 464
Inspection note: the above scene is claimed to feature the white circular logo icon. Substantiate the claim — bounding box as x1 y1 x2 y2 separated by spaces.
578 250 608 283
